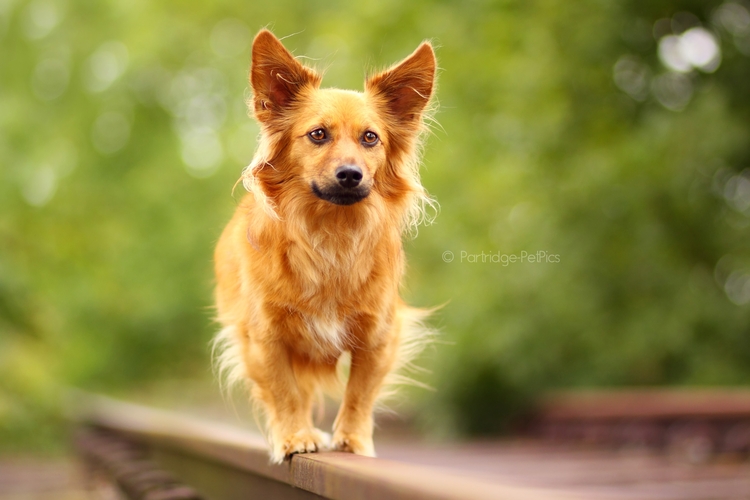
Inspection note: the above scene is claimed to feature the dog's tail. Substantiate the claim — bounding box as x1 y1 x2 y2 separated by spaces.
211 324 248 397
377 305 438 406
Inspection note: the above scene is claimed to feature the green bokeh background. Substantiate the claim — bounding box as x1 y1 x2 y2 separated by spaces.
2 0 750 450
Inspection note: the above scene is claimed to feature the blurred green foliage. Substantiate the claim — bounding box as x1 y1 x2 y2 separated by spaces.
1 0 750 449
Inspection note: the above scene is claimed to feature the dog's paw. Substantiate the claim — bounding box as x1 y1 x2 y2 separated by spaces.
332 432 375 457
270 428 330 464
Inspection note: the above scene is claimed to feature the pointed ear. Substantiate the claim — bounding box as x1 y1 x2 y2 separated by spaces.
250 30 321 122
366 42 436 124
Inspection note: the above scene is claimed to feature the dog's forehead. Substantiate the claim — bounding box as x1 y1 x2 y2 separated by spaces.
297 88 382 130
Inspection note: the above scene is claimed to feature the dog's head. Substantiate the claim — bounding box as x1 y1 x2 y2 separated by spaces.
246 30 436 219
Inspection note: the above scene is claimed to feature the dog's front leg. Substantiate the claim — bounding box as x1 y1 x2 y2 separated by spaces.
332 335 397 457
247 337 327 463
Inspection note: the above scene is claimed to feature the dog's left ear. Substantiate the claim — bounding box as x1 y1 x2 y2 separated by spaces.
366 42 436 125
250 29 322 123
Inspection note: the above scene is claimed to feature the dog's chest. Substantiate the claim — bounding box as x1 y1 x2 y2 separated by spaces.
279 223 390 358
303 314 347 356
287 232 374 298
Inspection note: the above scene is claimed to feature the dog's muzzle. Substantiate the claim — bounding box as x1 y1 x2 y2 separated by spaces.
312 165 370 206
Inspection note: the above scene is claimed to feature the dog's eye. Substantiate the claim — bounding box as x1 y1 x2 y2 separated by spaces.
308 129 327 143
362 131 379 146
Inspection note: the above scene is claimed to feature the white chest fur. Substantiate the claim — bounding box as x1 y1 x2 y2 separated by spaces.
303 314 347 356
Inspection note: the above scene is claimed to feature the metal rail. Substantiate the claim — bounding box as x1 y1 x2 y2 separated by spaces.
70 394 569 500
528 389 750 454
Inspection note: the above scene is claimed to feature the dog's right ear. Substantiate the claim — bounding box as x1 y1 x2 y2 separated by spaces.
250 30 321 123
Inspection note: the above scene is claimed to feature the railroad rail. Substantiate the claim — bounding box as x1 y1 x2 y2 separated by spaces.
70 390 750 500
70 393 567 500
528 388 750 458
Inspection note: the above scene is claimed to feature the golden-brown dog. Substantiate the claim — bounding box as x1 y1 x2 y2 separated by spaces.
213 29 436 463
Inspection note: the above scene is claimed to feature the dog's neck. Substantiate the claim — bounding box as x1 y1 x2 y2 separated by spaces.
281 199 401 297
294 203 381 260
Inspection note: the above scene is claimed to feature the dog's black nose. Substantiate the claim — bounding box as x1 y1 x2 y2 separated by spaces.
335 165 363 189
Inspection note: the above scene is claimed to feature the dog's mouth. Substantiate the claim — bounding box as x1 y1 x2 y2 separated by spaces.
311 182 370 206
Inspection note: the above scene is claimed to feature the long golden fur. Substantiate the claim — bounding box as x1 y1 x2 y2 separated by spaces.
213 29 437 463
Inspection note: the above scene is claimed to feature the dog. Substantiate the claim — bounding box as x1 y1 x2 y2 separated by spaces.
213 29 437 463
